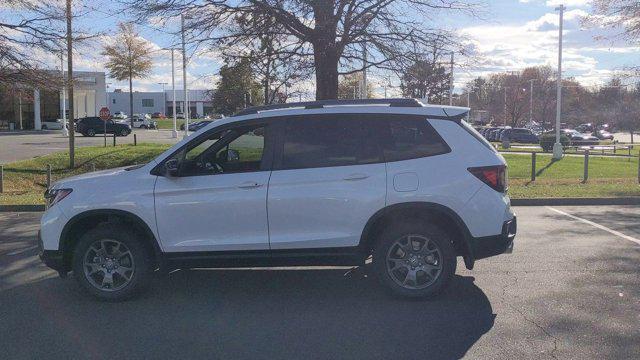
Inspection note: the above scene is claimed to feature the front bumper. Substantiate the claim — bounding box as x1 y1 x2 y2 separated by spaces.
469 217 516 260
37 230 65 272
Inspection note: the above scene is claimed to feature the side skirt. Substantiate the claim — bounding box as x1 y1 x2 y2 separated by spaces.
162 247 368 270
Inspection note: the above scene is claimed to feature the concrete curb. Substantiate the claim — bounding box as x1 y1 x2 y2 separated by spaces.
511 197 640 206
0 205 45 212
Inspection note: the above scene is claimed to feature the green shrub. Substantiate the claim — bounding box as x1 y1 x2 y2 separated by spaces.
539 133 569 152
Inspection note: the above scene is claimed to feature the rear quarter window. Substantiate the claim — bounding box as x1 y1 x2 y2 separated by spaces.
459 120 496 151
380 117 451 162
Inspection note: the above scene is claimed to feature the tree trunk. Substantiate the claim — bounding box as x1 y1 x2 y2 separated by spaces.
312 4 339 100
129 74 134 128
313 44 339 100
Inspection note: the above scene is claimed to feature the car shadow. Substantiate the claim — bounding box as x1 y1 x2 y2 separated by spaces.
1 267 495 360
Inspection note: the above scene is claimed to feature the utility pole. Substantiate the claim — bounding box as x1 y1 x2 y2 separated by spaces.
66 0 75 168
181 14 190 138
60 50 68 137
553 4 565 160
170 49 177 138
362 44 368 99
158 81 167 124
449 52 454 106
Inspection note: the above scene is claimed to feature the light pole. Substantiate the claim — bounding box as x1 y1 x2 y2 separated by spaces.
158 81 167 123
169 49 178 138
60 50 68 137
181 14 190 138
528 79 536 124
553 4 565 160
449 52 454 106
362 44 368 99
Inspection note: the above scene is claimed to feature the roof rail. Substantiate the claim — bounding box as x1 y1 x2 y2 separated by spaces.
234 98 424 116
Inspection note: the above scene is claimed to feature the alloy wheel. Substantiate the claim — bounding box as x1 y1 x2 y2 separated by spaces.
385 234 443 290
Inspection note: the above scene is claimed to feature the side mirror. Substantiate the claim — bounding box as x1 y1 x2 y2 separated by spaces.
164 158 180 177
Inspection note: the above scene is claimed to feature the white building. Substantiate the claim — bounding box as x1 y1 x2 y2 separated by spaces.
107 89 214 118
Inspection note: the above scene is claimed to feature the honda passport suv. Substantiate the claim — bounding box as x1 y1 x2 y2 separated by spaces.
39 99 516 301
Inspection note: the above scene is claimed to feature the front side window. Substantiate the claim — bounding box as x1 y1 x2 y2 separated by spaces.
281 116 381 170
381 117 451 162
176 124 266 176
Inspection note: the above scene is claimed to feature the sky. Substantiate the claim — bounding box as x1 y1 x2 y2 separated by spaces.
6 0 639 97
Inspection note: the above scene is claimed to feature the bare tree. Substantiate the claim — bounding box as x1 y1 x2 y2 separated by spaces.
125 0 477 100
102 23 153 127
338 72 373 99
588 1 640 41
0 1 65 85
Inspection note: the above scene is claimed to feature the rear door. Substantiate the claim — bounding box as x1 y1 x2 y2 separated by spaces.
267 114 386 249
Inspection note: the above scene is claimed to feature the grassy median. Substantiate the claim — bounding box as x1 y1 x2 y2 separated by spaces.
1 145 638 205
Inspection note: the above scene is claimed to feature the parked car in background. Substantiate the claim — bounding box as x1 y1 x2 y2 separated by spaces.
595 129 614 140
41 119 64 130
76 117 131 137
179 120 213 131
176 112 185 119
499 128 539 143
561 129 599 145
151 112 165 119
122 114 157 129
112 111 127 120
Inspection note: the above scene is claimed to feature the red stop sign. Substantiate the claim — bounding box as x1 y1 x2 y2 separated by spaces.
99 107 111 121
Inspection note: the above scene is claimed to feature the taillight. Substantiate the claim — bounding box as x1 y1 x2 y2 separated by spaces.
468 165 507 192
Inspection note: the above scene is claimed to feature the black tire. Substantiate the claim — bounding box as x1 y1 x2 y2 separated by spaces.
86 128 96 137
372 221 456 299
42 125 48 130
140 125 148 129
72 224 153 301
119 128 129 136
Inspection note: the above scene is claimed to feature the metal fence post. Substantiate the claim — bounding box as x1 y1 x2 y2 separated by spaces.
113 133 116 147
583 150 589 183
0 165 3 193
46 164 52 188
531 152 536 182
134 133 137 146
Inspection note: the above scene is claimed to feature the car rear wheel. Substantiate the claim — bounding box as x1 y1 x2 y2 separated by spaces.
42 125 48 130
372 221 456 299
119 128 129 136
86 128 96 137
72 224 152 301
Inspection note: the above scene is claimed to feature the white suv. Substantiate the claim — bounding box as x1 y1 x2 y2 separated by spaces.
39 99 516 301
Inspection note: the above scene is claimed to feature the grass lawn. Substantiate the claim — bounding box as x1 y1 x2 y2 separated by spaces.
155 118 187 130
0 143 171 205
1 146 638 205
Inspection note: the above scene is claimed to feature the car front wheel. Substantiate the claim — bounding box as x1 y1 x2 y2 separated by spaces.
72 224 152 301
86 128 96 137
372 221 456 299
119 128 129 136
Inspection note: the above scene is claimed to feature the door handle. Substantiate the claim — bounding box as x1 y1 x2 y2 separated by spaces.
237 181 262 189
343 173 369 181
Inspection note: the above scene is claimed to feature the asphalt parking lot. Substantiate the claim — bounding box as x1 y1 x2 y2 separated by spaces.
1 206 639 359
0 129 181 163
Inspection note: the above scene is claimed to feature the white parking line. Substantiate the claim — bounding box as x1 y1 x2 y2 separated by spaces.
546 206 640 246
7 245 39 256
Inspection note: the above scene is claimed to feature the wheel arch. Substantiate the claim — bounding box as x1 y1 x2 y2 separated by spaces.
359 202 475 269
59 209 162 272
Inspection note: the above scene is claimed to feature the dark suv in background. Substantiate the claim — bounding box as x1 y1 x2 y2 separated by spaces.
76 117 132 137
499 128 539 143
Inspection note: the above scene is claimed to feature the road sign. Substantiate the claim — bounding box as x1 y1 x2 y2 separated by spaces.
99 107 111 121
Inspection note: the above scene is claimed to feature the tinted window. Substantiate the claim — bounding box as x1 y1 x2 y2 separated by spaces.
381 117 450 162
281 116 381 169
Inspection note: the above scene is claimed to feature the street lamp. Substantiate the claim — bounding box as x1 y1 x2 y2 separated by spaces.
181 14 190 139
553 4 565 160
162 48 179 138
157 82 168 125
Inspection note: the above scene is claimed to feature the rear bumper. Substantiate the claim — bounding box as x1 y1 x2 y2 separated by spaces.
469 217 516 260
37 230 65 272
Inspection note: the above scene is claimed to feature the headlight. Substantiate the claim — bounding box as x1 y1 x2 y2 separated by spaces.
44 188 73 208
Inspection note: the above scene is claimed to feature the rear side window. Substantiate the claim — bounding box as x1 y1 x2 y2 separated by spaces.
380 117 450 162
460 120 495 151
281 116 381 169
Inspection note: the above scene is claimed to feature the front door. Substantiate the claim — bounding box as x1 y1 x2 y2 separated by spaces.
154 123 272 252
267 114 386 249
